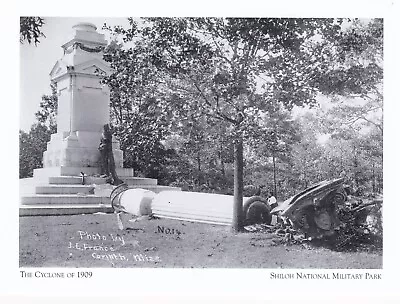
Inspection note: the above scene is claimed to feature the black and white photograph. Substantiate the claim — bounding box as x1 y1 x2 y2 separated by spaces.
3 0 399 302
19 16 384 269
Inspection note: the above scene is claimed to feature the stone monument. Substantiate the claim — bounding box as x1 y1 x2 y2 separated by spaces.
43 22 123 172
19 23 178 216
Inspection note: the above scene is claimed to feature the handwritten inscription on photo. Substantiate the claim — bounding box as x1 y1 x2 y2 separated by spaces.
67 230 161 264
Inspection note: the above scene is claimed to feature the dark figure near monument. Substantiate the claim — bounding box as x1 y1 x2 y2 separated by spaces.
99 124 123 185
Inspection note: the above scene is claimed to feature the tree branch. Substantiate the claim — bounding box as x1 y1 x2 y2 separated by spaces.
211 35 232 65
192 81 237 124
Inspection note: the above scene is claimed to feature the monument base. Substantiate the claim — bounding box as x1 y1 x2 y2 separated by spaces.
19 165 180 216
43 131 123 168
33 166 134 179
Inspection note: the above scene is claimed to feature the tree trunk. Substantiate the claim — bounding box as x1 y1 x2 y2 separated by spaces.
273 151 277 198
219 142 226 177
232 133 244 232
353 150 359 192
372 162 376 193
197 150 201 185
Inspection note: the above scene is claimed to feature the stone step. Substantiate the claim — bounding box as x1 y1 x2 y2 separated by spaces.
20 194 110 205
33 166 134 178
19 176 159 196
19 204 113 216
47 176 158 186
33 184 179 195
35 184 95 195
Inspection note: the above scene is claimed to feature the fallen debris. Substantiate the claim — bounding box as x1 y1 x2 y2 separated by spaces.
271 178 347 239
244 221 308 246
244 192 382 251
332 195 382 251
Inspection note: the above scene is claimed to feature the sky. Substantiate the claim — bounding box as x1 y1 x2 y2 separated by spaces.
20 17 129 131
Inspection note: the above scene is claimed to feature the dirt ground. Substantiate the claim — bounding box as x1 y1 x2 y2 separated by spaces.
19 213 382 268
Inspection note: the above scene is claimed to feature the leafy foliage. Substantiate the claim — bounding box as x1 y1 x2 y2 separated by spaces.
334 199 383 251
35 83 58 133
99 18 383 232
314 19 383 98
20 17 45 45
19 124 52 178
102 38 173 180
103 18 357 230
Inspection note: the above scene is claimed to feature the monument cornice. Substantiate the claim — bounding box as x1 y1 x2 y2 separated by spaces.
63 40 107 54
51 71 109 83
50 58 113 82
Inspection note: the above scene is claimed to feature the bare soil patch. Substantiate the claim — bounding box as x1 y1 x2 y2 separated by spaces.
19 214 382 268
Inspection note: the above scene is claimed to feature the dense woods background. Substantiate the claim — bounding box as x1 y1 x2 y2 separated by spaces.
20 18 383 201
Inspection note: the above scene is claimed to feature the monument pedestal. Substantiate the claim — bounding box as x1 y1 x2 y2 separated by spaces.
43 22 123 170
43 131 123 168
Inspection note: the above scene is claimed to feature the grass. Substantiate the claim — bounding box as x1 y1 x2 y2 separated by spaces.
19 213 382 268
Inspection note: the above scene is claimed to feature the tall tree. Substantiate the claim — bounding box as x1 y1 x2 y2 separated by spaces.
136 18 345 231
102 38 173 179
35 82 58 133
19 124 52 178
103 18 382 231
247 104 301 198
290 114 325 188
20 84 57 178
314 19 383 135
